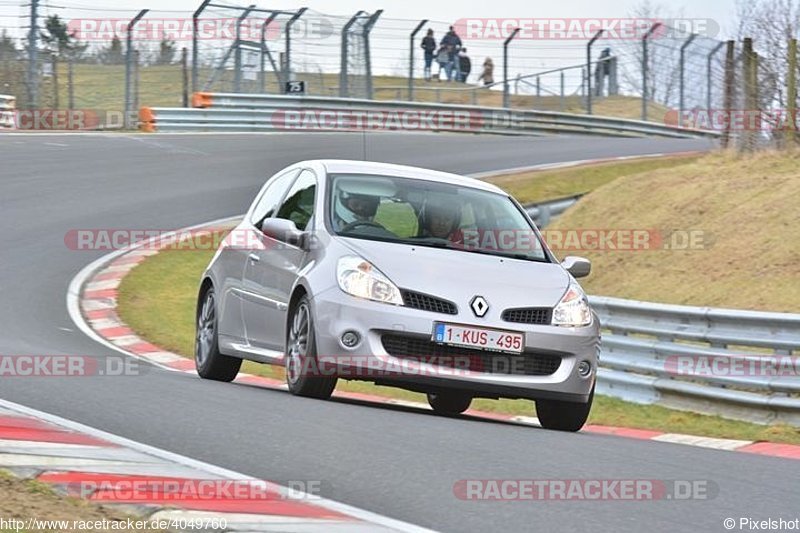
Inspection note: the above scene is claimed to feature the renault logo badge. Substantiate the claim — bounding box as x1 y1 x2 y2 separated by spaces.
470 296 489 317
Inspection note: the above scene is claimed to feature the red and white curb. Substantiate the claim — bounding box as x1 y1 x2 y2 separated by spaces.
65 213 800 463
0 398 433 532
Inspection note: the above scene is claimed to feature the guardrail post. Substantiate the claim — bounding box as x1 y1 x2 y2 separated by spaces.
408 19 428 101
234 5 256 93
679 33 697 127
362 10 383 100
641 23 662 122
706 41 724 113
586 29 603 114
260 13 280 93
284 8 307 89
192 0 211 94
339 11 364 98
125 9 149 130
788 38 797 144
503 27 520 108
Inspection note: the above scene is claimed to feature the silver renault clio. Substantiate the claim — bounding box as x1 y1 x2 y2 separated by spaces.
195 160 600 431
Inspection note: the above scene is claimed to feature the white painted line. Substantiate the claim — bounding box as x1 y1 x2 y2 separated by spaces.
652 433 754 451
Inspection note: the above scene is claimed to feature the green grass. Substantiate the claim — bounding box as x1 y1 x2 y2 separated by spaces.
7 61 664 124
486 153 701 204
116 222 800 444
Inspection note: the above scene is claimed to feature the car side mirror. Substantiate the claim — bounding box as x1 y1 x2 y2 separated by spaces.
561 256 591 279
261 218 307 249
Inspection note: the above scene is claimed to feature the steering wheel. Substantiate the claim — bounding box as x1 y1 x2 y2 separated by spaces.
340 220 386 232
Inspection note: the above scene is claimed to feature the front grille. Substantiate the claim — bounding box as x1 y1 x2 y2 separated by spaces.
401 290 457 315
502 307 552 325
381 334 561 376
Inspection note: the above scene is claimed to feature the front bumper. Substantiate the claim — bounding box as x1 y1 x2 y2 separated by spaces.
311 287 600 403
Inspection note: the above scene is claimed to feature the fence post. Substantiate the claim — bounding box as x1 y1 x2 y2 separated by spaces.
284 7 308 89
260 13 280 94
182 47 189 107
339 11 364 98
363 10 383 100
503 27 520 108
234 5 256 93
560 70 565 111
741 37 755 152
586 29 603 114
408 19 428 101
26 0 39 110
679 33 697 127
192 0 211 94
133 50 140 117
788 38 797 144
721 40 735 149
51 54 59 110
125 9 148 130
706 41 724 112
641 23 662 122
68 58 74 109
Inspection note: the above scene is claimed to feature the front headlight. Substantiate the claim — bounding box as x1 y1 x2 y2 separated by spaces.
336 256 404 305
552 284 592 327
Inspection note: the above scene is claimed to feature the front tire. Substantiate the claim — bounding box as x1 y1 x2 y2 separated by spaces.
536 385 594 432
195 286 242 382
285 295 337 399
427 391 472 415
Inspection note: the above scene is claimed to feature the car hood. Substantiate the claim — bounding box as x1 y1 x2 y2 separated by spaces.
337 237 571 308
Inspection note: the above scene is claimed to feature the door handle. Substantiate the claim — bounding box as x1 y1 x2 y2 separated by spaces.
248 253 260 263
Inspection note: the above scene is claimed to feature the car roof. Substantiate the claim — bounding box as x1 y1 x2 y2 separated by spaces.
313 160 507 195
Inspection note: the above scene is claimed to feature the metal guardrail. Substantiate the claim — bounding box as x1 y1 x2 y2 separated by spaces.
0 94 15 129
139 93 720 139
590 295 800 425
524 194 582 227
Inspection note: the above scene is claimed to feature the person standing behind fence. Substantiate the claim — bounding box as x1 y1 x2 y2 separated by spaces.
440 26 462 81
436 44 453 81
421 29 436 81
458 48 471 82
478 57 494 86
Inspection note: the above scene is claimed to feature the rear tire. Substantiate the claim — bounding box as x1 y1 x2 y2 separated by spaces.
427 391 472 415
536 384 594 432
195 286 242 382
285 295 337 399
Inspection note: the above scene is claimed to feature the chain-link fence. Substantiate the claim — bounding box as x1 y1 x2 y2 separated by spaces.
0 2 798 145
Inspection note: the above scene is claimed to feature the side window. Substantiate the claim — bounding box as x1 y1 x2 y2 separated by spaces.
249 170 298 227
275 170 317 230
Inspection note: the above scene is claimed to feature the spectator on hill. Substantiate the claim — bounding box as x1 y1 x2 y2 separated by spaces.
478 57 494 86
436 44 453 81
458 48 471 82
421 29 436 81
440 26 462 81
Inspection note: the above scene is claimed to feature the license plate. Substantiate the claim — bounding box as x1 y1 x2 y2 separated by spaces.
432 323 525 354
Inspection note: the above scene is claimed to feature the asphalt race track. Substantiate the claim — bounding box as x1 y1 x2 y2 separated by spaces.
2 132 796 532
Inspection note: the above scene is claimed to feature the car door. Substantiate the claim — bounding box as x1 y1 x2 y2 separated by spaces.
238 169 299 350
242 169 317 351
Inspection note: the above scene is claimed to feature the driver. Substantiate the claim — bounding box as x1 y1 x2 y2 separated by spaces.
419 198 462 240
334 190 381 231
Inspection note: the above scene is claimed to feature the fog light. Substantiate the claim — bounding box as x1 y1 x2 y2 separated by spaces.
341 331 360 348
578 360 592 377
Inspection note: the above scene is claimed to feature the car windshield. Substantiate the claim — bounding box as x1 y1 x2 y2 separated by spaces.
328 173 548 262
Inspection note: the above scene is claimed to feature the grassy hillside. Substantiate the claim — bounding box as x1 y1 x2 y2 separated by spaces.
18 62 665 121
549 150 800 312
